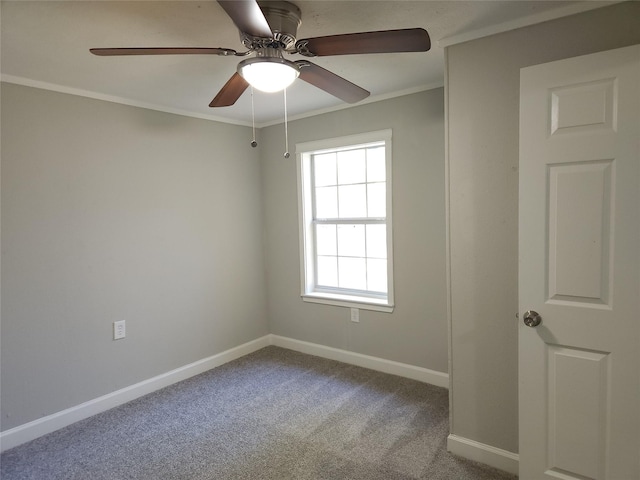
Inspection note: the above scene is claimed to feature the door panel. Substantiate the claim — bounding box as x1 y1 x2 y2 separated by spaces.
550 78 616 136
547 346 609 479
547 160 613 306
519 45 639 480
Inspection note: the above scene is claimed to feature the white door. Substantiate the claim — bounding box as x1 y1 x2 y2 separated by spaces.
519 45 640 480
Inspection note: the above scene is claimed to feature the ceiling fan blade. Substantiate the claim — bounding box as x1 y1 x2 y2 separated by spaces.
217 0 272 39
90 47 237 56
209 73 249 107
296 61 369 104
296 28 430 57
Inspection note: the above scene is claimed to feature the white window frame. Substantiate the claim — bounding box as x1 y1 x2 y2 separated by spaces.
296 130 394 313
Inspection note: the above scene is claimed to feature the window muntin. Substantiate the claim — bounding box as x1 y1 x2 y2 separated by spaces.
297 130 393 312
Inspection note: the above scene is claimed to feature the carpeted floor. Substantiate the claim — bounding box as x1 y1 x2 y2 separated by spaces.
1 346 517 479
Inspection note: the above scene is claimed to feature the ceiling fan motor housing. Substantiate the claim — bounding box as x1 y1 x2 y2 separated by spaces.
240 1 302 50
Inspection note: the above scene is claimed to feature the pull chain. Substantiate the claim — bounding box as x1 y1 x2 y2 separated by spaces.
283 87 290 158
250 86 257 148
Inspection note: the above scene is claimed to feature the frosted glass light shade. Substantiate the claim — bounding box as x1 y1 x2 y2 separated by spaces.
238 57 300 93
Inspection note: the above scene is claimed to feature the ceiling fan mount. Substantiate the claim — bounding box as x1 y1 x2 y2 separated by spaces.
240 1 302 51
90 0 431 107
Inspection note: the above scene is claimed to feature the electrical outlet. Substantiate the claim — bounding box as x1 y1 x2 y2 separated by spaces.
113 320 126 340
350 308 360 323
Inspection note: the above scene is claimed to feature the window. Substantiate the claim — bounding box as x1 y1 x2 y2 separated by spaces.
296 130 394 312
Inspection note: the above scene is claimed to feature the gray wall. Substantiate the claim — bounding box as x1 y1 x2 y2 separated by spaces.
1 84 268 430
261 89 448 372
446 1 640 453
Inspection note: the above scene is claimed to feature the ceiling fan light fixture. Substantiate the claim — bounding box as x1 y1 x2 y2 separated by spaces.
238 57 300 93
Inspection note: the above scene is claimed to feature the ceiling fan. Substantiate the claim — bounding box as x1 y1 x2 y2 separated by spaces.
90 0 431 108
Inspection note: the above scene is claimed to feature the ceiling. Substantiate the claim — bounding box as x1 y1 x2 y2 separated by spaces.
1 1 611 126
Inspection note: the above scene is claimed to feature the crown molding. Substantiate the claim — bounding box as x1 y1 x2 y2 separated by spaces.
438 1 619 48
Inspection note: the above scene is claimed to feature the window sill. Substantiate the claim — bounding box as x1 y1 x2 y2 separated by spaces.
302 292 394 313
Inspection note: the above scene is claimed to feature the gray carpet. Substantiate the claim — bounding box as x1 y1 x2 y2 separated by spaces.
1 346 517 479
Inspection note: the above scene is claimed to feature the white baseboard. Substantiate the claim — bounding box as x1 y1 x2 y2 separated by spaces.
1 334 449 453
0 335 271 452
269 334 449 388
447 434 519 476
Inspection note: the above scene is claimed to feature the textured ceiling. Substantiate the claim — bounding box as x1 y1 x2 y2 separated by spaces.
0 1 611 125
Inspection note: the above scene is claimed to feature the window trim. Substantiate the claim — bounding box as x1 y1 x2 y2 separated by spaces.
296 130 394 313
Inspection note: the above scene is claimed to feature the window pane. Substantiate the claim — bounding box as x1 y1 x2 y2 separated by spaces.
337 149 366 185
337 224 365 257
338 257 367 290
317 256 338 287
367 258 388 293
366 224 387 259
338 184 367 218
315 186 338 218
366 147 386 182
367 182 386 218
316 224 337 256
313 153 337 187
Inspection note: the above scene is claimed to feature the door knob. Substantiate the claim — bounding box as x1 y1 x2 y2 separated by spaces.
523 310 542 327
